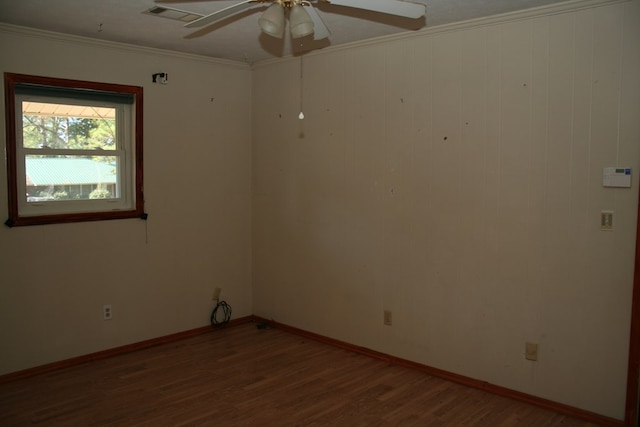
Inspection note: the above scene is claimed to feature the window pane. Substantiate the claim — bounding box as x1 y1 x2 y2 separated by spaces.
5 73 143 226
21 101 116 151
25 155 119 202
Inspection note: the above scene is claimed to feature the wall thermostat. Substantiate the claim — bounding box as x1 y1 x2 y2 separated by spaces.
603 167 631 188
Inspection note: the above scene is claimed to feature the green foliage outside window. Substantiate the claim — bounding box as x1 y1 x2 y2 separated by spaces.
89 188 112 199
22 115 116 152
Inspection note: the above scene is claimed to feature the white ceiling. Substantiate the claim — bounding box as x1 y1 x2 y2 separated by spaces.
0 0 570 64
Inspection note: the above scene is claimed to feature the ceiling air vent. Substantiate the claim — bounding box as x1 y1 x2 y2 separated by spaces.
142 6 201 23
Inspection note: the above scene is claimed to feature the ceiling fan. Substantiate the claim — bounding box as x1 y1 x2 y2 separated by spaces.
154 0 426 41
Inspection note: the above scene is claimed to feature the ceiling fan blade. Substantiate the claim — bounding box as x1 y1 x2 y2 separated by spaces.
327 0 425 19
305 6 330 40
184 0 261 28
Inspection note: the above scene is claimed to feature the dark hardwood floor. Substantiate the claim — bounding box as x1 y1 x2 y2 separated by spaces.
0 322 604 426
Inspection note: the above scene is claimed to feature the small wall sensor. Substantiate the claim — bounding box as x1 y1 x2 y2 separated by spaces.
152 72 168 84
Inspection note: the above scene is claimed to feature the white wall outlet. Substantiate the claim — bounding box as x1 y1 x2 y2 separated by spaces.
525 342 538 361
212 287 221 301
103 304 113 320
383 310 392 326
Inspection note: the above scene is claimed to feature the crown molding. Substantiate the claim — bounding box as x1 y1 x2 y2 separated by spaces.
253 0 631 69
0 0 631 71
0 23 251 70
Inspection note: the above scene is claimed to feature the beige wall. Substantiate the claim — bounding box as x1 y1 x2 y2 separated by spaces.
1 0 639 422
252 0 640 420
0 28 253 374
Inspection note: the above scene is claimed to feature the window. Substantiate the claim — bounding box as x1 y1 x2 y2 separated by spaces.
4 73 144 226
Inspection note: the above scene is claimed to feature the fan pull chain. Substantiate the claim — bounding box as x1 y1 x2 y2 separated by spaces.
298 56 305 120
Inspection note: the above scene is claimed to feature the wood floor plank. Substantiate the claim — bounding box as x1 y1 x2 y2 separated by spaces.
0 323 605 426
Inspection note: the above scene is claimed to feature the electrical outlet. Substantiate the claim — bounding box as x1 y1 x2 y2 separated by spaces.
525 342 538 361
212 287 221 301
103 304 112 321
601 211 614 230
383 310 392 326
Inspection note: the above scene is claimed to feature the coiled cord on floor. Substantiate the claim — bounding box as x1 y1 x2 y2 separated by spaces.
211 300 232 327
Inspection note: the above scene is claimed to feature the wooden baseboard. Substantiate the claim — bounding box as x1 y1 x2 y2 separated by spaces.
253 316 624 427
0 315 253 384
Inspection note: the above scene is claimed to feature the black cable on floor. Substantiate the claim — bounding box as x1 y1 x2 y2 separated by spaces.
211 300 232 327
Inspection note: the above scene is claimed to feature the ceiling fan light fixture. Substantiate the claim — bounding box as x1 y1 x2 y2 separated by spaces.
259 3 285 39
289 4 314 39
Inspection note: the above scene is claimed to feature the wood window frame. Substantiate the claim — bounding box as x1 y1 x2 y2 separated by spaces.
4 73 144 227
